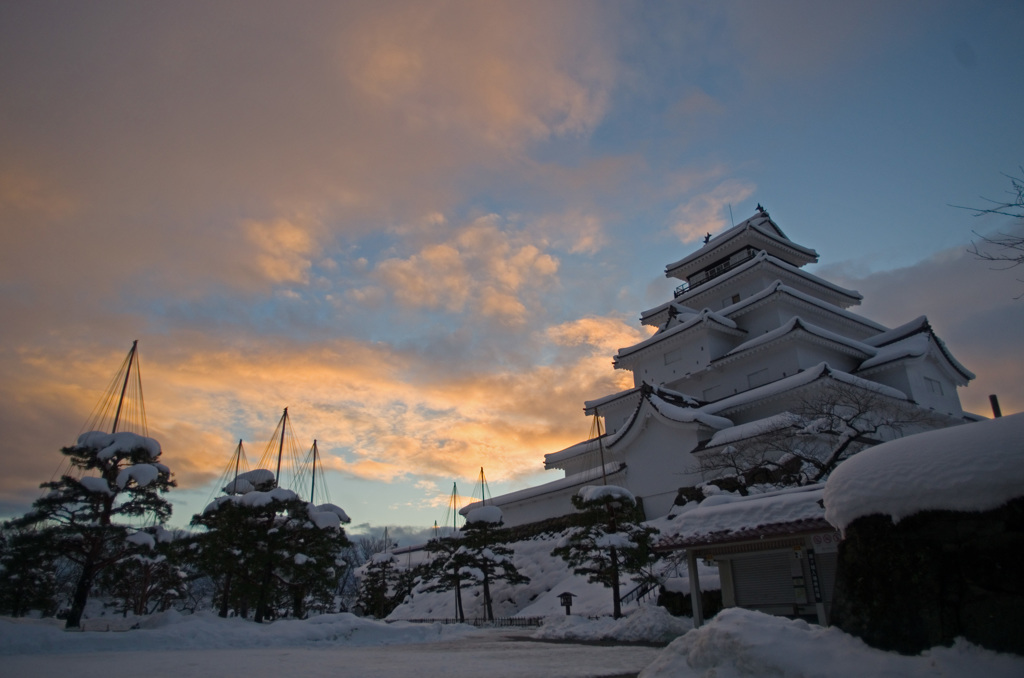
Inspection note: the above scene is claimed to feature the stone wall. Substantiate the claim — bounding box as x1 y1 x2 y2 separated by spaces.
830 496 1024 655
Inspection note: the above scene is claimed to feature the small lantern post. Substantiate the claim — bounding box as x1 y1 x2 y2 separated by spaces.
558 591 577 616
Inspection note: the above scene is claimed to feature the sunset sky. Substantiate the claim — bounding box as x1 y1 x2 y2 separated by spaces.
2 1 1022 540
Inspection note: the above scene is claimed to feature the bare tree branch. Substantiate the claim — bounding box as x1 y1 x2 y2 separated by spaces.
695 381 944 495
953 168 1024 294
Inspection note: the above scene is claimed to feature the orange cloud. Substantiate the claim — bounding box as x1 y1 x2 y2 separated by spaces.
241 216 321 286
669 179 757 243
341 2 614 150
369 216 561 324
0 307 652 515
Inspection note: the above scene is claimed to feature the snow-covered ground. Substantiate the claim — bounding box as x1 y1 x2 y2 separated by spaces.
0 611 663 678
388 531 695 621
4 607 1021 678
640 608 1024 678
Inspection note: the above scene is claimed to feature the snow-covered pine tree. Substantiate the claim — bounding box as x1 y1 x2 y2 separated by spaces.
456 506 529 622
191 487 351 622
356 551 402 619
420 535 473 622
98 525 187 617
9 431 175 628
552 485 659 619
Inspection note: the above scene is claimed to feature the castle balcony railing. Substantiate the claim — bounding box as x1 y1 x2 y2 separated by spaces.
674 248 758 297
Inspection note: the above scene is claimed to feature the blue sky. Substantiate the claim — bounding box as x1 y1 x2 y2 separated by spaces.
1 1 1021 540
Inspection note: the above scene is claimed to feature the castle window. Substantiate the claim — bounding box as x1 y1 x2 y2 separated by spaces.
925 377 944 396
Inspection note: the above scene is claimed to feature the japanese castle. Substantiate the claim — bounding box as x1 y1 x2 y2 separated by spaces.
466 207 975 527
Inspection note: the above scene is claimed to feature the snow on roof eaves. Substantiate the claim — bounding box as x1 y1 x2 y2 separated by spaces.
545 405 640 467
640 298 676 322
673 251 862 308
824 413 1024 533
700 362 908 417
615 308 745 365
546 386 731 468
858 318 974 383
857 334 930 371
584 386 642 412
712 317 875 368
704 412 804 449
862 316 930 348
655 484 829 548
724 281 885 334
647 388 733 429
664 213 819 278
461 461 626 512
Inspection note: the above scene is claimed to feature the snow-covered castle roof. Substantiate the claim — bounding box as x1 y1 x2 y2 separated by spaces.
664 207 819 281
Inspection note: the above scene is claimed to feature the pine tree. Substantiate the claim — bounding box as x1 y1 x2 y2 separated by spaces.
356 552 402 619
191 488 350 622
552 486 659 619
98 526 187 616
10 432 175 628
456 507 529 622
0 523 59 617
421 536 473 622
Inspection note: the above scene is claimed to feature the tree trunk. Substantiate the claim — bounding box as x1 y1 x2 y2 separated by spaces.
291 585 305 619
219 571 233 618
610 545 622 619
65 566 97 629
455 576 465 623
482 572 493 621
254 560 274 623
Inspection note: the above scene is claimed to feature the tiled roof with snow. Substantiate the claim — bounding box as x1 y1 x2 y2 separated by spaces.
547 385 731 469
664 211 819 278
655 484 830 549
862 315 930 348
726 281 885 332
615 308 743 363
676 251 862 307
703 412 804 449
718 317 875 363
824 413 1024 533
584 386 642 413
460 461 626 513
859 317 974 382
700 362 908 416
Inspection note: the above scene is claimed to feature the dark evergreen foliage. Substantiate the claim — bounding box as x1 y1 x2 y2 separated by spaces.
98 527 189 617
190 491 350 622
0 524 60 617
355 552 415 619
9 433 175 628
551 489 659 619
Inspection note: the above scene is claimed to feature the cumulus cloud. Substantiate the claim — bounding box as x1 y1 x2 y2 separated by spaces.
529 210 608 256
369 215 560 325
241 216 321 286
669 178 757 243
